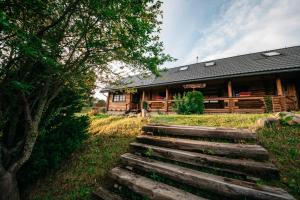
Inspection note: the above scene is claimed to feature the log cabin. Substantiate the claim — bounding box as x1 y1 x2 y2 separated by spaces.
102 46 300 114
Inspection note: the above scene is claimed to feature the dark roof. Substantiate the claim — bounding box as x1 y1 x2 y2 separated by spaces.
103 45 300 91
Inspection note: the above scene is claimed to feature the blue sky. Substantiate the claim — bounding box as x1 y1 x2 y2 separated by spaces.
160 0 300 68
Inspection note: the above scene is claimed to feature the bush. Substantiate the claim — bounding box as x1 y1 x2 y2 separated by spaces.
174 91 204 114
17 89 90 192
264 96 273 113
18 115 89 189
143 101 149 110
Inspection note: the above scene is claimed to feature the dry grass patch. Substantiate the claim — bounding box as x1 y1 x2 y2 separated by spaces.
89 117 148 136
151 113 271 128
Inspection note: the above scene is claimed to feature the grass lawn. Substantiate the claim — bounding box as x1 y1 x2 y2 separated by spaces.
28 116 148 200
151 113 272 128
258 126 300 198
28 113 300 199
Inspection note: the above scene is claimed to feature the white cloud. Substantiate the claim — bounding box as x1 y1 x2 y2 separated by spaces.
185 0 300 62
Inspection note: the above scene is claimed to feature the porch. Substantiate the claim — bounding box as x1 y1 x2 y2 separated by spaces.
136 96 297 114
125 75 299 114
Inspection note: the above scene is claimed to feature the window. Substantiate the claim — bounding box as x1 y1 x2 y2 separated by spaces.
113 94 125 102
179 66 188 71
262 51 281 57
205 61 215 66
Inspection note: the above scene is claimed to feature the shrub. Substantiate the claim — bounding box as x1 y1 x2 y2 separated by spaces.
174 91 204 114
264 96 273 113
17 89 90 192
18 115 89 189
143 101 149 110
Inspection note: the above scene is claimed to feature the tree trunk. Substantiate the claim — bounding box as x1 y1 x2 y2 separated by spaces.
0 171 20 200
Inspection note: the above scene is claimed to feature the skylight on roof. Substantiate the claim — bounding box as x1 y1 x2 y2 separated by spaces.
262 51 281 57
179 66 188 71
205 62 215 66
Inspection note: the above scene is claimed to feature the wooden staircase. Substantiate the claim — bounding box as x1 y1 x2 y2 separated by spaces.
92 124 295 200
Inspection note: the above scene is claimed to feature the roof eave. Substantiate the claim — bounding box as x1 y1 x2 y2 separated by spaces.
101 67 300 92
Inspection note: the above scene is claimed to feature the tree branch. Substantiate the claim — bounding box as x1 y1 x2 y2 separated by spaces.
7 104 22 147
36 0 80 37
21 93 32 125
44 83 63 111
33 79 50 124
8 81 51 173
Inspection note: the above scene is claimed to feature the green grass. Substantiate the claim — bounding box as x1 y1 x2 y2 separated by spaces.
92 113 109 119
257 126 300 199
151 113 271 128
27 113 300 199
28 116 148 200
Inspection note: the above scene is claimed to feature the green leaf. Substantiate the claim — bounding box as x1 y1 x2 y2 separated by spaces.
10 80 32 92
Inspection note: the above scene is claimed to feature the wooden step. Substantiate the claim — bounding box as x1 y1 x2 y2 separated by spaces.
137 135 269 161
143 124 256 141
130 142 279 179
121 153 295 200
110 167 206 200
92 186 123 200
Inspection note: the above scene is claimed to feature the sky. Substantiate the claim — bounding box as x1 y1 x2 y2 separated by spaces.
161 0 300 68
95 0 300 99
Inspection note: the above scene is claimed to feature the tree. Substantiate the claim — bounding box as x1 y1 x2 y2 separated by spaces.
0 0 172 199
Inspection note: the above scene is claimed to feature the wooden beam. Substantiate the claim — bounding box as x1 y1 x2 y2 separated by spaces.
228 80 233 97
110 167 205 200
128 93 132 111
137 135 269 161
141 90 145 110
92 187 123 200
130 143 278 180
142 124 256 141
106 92 110 111
121 154 293 200
276 78 283 96
165 88 169 112
142 90 145 101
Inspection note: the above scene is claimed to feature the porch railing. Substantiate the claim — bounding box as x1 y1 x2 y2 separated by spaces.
204 96 266 113
143 95 297 113
145 96 267 113
125 102 140 111
272 96 298 112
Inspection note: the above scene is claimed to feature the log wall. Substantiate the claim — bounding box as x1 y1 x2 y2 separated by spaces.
106 77 299 113
107 92 131 111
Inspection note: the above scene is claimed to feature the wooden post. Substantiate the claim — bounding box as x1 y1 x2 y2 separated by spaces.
106 92 110 112
227 81 233 112
165 88 169 112
276 78 283 96
227 80 232 97
128 93 132 111
141 90 145 108
141 90 145 117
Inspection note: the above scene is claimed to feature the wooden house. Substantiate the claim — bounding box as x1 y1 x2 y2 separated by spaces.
102 46 300 114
